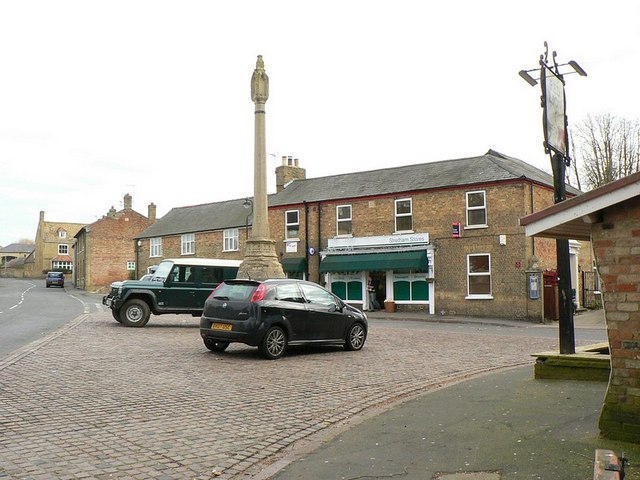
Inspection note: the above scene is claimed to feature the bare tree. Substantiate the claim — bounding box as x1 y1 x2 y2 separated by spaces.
572 114 640 190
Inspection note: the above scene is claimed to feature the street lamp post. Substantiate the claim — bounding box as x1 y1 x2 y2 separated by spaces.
520 42 587 355
243 198 253 239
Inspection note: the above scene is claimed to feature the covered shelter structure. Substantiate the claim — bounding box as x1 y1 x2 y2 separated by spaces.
520 171 640 442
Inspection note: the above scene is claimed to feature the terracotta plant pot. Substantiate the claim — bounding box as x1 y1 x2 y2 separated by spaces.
384 301 396 313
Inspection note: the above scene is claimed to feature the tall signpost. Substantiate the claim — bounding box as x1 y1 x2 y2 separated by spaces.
519 43 587 354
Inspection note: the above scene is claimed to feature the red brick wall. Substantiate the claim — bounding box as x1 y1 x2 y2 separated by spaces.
83 211 154 291
596 196 640 442
270 180 567 319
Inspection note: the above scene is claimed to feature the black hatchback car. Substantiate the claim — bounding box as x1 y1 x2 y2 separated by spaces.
200 279 368 359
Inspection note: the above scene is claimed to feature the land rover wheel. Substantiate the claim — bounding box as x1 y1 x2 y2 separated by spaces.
121 299 151 327
259 326 287 360
111 309 122 323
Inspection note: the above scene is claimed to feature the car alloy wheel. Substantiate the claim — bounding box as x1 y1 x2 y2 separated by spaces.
345 323 366 351
260 326 287 360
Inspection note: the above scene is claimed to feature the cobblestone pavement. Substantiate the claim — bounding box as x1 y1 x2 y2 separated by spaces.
0 312 568 479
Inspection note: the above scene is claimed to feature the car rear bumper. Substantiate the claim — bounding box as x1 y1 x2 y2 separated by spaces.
199 316 264 346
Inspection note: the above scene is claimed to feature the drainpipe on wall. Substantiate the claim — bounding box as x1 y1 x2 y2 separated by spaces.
530 182 536 257
304 201 309 280
317 201 322 285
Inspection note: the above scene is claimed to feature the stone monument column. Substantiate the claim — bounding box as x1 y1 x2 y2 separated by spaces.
236 56 285 280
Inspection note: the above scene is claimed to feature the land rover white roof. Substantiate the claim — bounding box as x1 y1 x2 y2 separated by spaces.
160 258 242 267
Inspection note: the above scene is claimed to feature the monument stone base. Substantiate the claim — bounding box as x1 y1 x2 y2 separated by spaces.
236 237 285 281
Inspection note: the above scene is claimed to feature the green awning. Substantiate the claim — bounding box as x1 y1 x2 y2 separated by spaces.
281 257 308 273
320 250 428 273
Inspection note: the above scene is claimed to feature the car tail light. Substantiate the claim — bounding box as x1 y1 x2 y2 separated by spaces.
206 283 225 301
250 284 267 303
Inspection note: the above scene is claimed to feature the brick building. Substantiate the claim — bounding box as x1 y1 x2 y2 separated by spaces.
135 197 251 272
28 212 85 278
74 194 157 291
520 171 640 441
0 243 34 266
135 150 593 321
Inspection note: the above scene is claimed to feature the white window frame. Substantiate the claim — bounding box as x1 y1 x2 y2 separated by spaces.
223 228 239 252
52 260 72 270
466 253 492 299
394 198 413 233
466 190 487 228
127 261 136 271
150 238 163 258
58 244 69 255
285 210 300 240
336 204 352 236
181 233 195 255
58 230 67 239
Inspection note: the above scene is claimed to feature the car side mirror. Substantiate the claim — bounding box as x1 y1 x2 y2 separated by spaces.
328 303 341 313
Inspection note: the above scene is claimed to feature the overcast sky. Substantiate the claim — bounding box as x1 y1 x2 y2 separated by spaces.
1 1 639 247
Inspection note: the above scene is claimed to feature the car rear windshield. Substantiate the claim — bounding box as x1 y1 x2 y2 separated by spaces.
212 282 258 301
48 272 63 278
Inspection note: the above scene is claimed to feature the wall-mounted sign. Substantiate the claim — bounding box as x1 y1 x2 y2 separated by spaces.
308 246 316 256
452 222 461 238
327 232 429 251
286 241 298 253
528 272 541 299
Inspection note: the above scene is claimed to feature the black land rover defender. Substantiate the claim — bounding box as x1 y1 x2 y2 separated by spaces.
103 258 241 327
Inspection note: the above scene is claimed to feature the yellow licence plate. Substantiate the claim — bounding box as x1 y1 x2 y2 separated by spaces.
212 323 232 331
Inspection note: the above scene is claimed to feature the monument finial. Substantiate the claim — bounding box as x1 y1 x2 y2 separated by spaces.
251 55 269 104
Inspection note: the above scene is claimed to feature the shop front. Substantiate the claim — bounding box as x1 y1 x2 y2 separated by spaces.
319 233 434 314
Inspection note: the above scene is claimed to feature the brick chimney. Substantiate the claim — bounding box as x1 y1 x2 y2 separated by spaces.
148 202 157 222
123 193 133 210
275 156 306 193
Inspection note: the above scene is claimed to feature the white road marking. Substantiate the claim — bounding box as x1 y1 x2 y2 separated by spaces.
1 283 37 313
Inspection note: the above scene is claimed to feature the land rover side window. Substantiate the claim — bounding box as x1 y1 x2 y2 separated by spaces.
170 265 197 284
201 267 224 286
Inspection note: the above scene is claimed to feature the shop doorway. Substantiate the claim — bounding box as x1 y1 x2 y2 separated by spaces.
369 271 386 310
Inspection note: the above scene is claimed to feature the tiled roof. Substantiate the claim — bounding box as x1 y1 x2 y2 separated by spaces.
0 243 35 254
137 150 581 238
268 149 581 207
137 197 255 239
